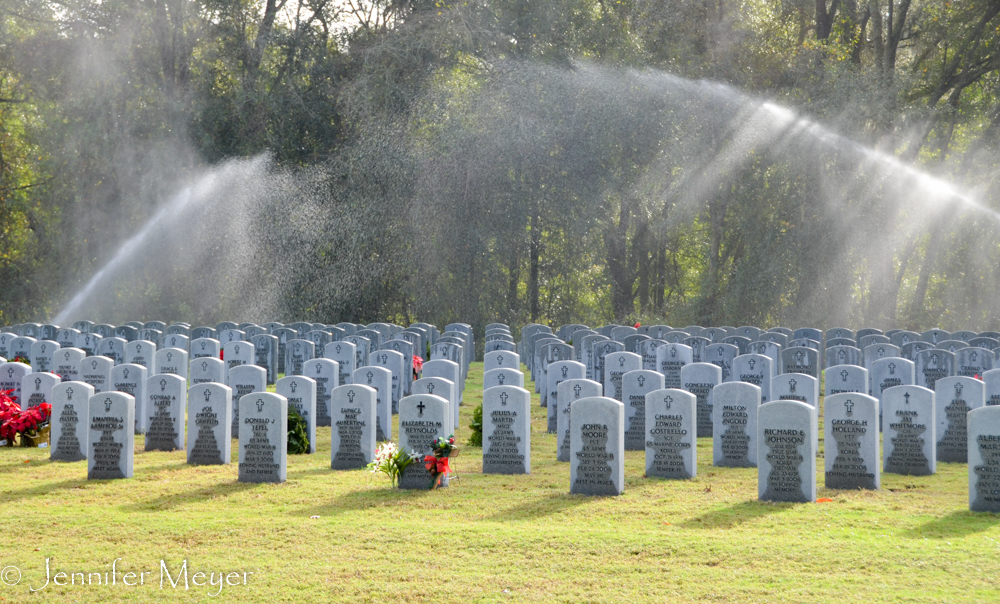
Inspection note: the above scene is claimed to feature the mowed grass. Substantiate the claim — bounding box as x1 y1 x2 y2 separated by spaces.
2 363 999 603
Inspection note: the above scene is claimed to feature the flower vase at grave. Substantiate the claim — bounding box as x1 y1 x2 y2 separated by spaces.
21 424 51 448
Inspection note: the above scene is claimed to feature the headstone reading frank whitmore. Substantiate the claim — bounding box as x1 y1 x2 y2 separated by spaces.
570 396 624 496
238 392 288 483
482 386 531 474
882 385 936 476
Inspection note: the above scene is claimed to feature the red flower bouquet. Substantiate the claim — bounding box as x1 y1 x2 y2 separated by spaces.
0 389 52 447
422 434 459 489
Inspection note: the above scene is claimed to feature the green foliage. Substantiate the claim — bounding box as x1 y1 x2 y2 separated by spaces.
1 0 999 330
287 406 310 455
468 404 483 447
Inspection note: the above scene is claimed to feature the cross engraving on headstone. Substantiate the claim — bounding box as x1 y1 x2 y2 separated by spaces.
66 387 74 399
204 389 212 402
366 371 373 384
664 395 672 409
844 399 854 415
500 392 508 406
497 373 506 385
903 392 911 405
256 399 265 412
104 398 113 412
789 379 797 392
637 375 646 387
417 401 426 416
426 382 435 394
348 390 356 403
841 370 849 382
573 384 582 397
159 379 166 391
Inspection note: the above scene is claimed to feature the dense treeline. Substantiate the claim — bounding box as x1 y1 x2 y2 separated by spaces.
2 0 1000 332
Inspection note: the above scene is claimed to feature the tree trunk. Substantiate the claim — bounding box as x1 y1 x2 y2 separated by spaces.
528 198 540 321
607 195 634 321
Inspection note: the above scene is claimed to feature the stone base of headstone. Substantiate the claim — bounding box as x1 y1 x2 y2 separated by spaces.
398 462 447 490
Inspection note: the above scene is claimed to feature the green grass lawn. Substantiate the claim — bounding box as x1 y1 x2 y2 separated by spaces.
1 363 998 603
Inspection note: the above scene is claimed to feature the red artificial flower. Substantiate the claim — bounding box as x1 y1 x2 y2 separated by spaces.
634 322 641 328
423 454 450 475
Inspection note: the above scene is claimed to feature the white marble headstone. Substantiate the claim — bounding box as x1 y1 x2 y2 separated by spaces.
277 375 318 454
50 382 94 462
569 397 624 496
186 383 232 465
330 384 377 470
482 386 531 475
644 388 696 479
238 392 288 483
88 391 134 479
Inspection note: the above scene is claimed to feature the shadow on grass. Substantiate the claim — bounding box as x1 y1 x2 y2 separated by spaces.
680 500 796 529
121 481 259 512
1 477 90 503
291 484 437 518
902 510 1000 539
485 491 593 522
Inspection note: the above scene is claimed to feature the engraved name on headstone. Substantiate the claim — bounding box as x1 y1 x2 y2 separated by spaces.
758 400 815 503
824 393 879 490
934 376 985 463
88 392 134 479
883 385 936 476
277 375 318 454
644 389 696 480
712 381 761 468
482 386 531 475
238 392 288 483
144 373 186 451
557 379 602 463
570 397 624 496
330 384 376 470
353 366 392 442
186 383 232 465
968 406 1000 512
681 362 722 437
50 382 94 462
